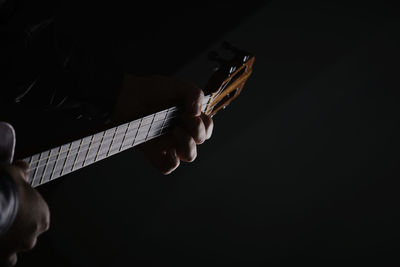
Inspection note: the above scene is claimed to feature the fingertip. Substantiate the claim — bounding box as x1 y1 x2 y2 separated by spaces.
162 149 180 175
201 113 214 140
3 253 17 267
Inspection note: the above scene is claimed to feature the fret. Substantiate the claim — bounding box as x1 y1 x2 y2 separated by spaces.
81 135 94 167
62 140 81 175
141 114 155 128
28 153 40 184
154 110 167 121
133 120 152 146
133 115 154 144
50 143 69 180
146 118 166 140
121 119 141 150
160 120 173 135
96 128 116 161
40 147 60 185
71 139 83 172
74 136 92 169
159 108 170 135
52 143 71 179
106 125 123 157
71 138 85 171
84 132 104 166
108 123 129 155
144 113 157 141
167 108 179 120
118 122 131 152
32 150 50 187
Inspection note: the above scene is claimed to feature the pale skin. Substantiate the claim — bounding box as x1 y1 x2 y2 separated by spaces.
114 75 214 174
0 75 214 265
0 161 50 267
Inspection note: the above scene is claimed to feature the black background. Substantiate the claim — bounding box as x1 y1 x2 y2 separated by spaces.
13 0 400 266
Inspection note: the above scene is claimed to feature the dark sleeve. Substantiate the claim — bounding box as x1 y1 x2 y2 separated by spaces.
0 169 18 238
1 1 124 124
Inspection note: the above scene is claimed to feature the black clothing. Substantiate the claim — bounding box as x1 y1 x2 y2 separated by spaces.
0 0 123 237
0 0 123 117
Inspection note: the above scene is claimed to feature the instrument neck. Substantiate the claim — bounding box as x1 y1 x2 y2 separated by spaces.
25 95 212 187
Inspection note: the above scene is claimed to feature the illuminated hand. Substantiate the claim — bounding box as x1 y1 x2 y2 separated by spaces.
0 161 50 267
113 75 214 174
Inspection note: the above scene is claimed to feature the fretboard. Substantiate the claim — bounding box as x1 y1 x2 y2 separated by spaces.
23 95 211 188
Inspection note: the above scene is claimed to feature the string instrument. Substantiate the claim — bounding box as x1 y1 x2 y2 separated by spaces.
0 42 255 187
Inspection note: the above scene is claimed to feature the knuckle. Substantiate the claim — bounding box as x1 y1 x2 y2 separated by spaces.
42 214 50 232
187 151 197 162
193 88 204 100
186 142 197 162
194 116 203 129
4 253 17 267
183 132 194 146
29 221 40 234
163 160 180 175
194 120 205 139
21 237 37 251
187 117 205 144
161 150 180 175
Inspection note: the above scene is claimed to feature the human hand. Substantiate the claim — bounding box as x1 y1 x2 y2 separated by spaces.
0 161 50 267
113 75 214 174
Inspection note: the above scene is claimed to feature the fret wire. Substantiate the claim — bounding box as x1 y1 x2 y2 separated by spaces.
160 108 170 135
33 151 50 186
118 122 131 152
30 154 41 186
28 121 174 172
67 142 80 173
106 127 118 157
96 126 171 159
27 111 178 171
94 130 106 162
49 146 62 181
72 138 84 171
60 142 73 176
144 113 156 142
54 125 173 173
82 134 94 166
26 99 211 170
39 149 53 185
27 113 178 169
131 117 143 146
